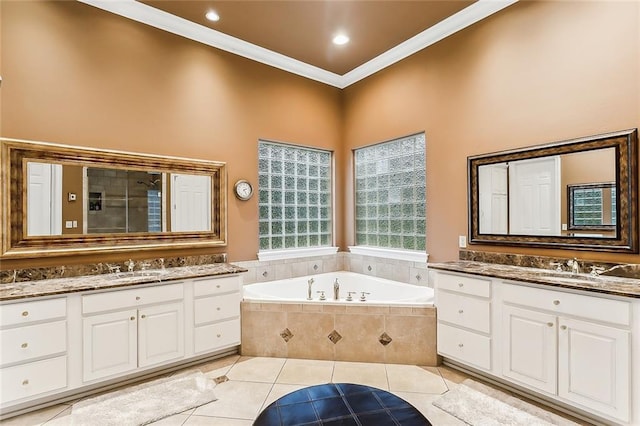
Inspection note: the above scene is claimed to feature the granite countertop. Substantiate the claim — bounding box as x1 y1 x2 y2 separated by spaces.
429 261 640 299
0 263 247 302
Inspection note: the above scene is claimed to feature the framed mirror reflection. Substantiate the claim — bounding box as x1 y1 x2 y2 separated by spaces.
1 138 227 259
468 129 638 253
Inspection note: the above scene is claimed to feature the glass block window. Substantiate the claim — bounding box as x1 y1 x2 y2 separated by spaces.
258 141 332 251
354 133 426 251
573 188 604 226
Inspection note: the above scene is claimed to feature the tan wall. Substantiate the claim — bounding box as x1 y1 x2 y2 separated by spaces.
342 0 639 263
1 1 342 268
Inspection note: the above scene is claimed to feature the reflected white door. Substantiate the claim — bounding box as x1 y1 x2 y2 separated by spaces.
478 163 508 234
171 174 211 232
509 156 561 235
27 162 62 236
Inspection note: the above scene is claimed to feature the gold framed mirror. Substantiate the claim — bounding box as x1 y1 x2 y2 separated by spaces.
468 129 638 253
1 138 227 259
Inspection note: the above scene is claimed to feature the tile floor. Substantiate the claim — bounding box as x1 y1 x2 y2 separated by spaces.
1 356 585 425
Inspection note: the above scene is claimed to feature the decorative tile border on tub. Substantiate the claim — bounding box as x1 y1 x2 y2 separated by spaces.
240 301 439 365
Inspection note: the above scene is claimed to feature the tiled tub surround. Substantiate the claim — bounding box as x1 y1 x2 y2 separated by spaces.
241 271 436 365
241 301 437 366
234 251 430 287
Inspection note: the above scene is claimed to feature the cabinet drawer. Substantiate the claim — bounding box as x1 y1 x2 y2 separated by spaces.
438 323 491 370
1 298 66 327
193 276 241 297
194 293 240 326
437 291 490 333
1 321 66 367
437 273 491 298
194 319 240 354
501 283 631 326
0 356 67 404
83 283 183 314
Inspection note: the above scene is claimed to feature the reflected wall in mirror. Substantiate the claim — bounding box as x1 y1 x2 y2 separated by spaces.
469 129 638 252
2 138 227 259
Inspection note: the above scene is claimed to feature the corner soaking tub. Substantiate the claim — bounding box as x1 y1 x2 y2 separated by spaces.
241 272 437 365
242 271 433 306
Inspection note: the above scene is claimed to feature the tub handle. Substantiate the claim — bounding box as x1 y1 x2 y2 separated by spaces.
317 290 326 301
346 291 356 301
359 291 371 302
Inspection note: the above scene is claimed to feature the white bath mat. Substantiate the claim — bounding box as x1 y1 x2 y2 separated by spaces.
49 371 217 426
432 379 580 426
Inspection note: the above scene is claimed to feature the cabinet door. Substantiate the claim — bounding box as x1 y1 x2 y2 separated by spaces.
558 318 630 422
83 310 137 382
501 304 557 394
138 302 184 368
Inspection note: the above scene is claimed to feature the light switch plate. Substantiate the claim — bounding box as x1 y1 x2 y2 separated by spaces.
458 235 467 248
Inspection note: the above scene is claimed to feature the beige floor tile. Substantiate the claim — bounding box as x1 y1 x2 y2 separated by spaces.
4 404 70 426
332 361 388 390
147 413 191 425
386 364 448 394
225 357 285 383
182 417 253 426
436 365 469 385
261 384 306 410
393 392 467 425
193 381 272 419
276 359 334 385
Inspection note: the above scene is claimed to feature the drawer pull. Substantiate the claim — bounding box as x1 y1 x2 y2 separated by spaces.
547 322 554 327
21 342 28 349
553 300 560 305
560 325 567 330
458 283 464 287
22 379 29 386
141 315 146 319
22 311 29 317
136 296 141 301
458 309 464 314
458 343 464 348
130 316 135 321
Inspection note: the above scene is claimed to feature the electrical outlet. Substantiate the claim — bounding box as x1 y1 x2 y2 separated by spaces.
458 235 467 248
65 221 73 229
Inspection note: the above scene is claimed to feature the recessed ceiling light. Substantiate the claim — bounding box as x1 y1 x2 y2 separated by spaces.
205 10 220 22
332 34 349 46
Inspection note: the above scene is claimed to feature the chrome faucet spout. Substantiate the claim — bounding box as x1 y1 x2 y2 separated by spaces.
307 278 314 300
333 278 340 301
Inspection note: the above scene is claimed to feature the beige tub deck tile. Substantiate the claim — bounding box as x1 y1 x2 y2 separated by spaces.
286 312 335 360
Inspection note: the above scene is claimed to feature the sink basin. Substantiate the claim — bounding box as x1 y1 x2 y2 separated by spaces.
107 270 167 282
534 270 607 285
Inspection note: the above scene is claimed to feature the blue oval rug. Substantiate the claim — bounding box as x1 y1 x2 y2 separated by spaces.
254 383 432 425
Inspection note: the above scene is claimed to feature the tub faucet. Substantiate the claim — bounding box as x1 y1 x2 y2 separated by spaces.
307 278 314 300
333 278 340 300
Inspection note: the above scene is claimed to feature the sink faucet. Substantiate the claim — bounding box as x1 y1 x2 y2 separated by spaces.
567 258 580 274
126 259 135 273
333 278 340 300
307 278 314 300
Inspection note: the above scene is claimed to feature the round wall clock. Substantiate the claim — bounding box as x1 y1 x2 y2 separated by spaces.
234 179 253 201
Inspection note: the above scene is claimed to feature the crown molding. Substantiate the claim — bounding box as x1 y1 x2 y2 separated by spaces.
78 0 517 89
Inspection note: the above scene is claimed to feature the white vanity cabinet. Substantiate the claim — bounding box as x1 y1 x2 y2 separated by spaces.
192 276 241 354
501 282 631 422
433 269 637 425
434 272 492 371
0 298 68 405
82 283 185 382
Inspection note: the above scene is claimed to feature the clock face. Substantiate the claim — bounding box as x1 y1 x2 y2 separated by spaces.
235 180 253 200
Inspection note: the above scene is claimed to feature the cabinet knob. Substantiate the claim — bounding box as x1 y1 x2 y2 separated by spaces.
553 300 560 305
216 307 221 311
21 311 29 317
458 309 464 314
141 314 146 319
136 296 141 301
560 325 567 330
458 343 464 348
216 285 221 289
547 322 554 327
130 316 135 321
22 379 29 386
458 283 464 287
217 334 221 338
21 342 28 349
